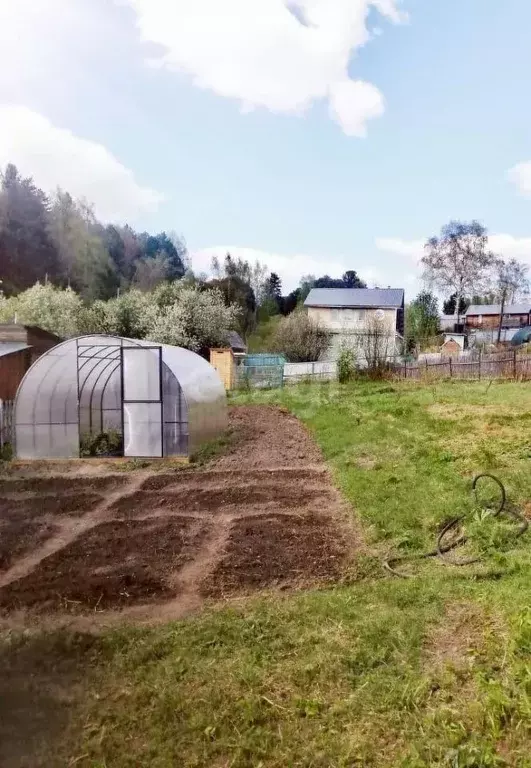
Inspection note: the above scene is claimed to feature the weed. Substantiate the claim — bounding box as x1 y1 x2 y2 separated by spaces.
190 429 234 465
0 442 13 462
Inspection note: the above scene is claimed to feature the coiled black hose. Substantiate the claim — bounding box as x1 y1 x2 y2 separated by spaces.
383 473 529 578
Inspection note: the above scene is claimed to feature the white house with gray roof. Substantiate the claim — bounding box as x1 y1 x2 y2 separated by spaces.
304 288 405 362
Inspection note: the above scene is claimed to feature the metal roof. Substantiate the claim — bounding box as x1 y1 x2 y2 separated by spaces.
0 342 31 358
225 331 247 351
304 288 404 308
466 303 531 316
0 323 61 341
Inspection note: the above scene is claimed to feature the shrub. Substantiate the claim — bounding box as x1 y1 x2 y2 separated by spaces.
79 430 123 457
337 344 357 383
270 311 331 362
0 443 13 462
358 316 395 378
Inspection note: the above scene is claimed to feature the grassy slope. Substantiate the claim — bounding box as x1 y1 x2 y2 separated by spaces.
6 381 531 767
246 315 281 353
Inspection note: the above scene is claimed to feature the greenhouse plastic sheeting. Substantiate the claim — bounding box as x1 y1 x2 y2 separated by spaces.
14 335 227 460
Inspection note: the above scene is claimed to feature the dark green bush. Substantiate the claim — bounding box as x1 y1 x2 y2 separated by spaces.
0 443 13 462
80 430 123 457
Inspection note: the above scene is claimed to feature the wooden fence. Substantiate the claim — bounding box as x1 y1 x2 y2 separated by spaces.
399 350 531 381
250 351 531 388
0 399 14 449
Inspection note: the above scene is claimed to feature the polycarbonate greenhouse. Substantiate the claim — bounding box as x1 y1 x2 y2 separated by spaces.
14 335 227 460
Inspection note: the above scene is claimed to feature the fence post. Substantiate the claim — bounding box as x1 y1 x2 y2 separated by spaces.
449 357 453 378
514 349 517 378
478 350 481 380
404 360 407 379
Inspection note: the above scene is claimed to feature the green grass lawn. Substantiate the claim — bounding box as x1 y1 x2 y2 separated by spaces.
4 380 531 767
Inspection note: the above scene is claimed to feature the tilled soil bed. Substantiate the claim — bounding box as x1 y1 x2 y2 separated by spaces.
0 475 129 495
202 512 347 596
140 466 328 491
110 482 333 517
0 520 60 573
0 518 210 612
0 494 103 518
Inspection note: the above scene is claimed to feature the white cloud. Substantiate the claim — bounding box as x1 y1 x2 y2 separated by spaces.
375 237 424 262
0 0 101 94
328 80 384 137
123 0 407 136
488 234 531 261
376 234 531 270
508 162 531 197
0 105 163 223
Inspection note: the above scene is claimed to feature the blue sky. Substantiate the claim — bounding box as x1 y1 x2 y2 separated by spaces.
1 0 531 296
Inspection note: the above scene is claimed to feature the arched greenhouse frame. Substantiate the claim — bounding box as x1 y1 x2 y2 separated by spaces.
14 335 227 459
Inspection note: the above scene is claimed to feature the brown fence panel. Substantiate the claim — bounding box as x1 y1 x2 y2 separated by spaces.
517 356 531 379
399 353 531 382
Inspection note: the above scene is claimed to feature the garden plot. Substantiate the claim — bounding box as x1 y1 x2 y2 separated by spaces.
0 406 355 623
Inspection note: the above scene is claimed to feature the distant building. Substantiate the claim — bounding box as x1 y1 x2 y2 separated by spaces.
0 324 61 400
225 330 247 359
466 303 531 330
470 328 520 345
304 288 405 361
465 303 531 345
441 333 466 356
439 314 459 332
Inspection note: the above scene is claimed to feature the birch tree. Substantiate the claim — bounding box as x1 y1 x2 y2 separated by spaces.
422 221 494 325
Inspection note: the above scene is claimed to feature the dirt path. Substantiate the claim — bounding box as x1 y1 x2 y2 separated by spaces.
0 406 361 630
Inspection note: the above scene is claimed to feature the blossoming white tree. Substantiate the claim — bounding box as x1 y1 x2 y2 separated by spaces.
0 281 240 353
0 282 82 338
147 286 240 352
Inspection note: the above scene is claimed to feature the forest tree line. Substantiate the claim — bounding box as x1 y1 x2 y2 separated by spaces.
0 162 370 344
0 163 187 300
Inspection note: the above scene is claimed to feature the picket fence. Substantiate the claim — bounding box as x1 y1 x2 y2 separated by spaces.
282 351 531 385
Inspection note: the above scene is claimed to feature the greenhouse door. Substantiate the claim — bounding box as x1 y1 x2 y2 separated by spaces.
121 346 163 458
